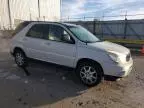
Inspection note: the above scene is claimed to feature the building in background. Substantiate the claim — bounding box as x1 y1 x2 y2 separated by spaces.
0 0 61 29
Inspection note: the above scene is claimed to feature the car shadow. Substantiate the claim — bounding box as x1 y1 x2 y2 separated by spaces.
15 60 89 107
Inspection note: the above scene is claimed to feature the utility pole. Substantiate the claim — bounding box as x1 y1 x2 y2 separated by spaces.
7 0 12 29
38 0 40 19
124 11 127 39
29 8 32 21
124 10 127 20
101 12 105 39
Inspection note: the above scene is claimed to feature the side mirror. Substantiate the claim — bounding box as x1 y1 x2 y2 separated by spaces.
62 34 75 44
63 34 70 41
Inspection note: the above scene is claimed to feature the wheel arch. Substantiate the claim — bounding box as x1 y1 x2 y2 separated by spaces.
13 47 26 56
76 58 104 75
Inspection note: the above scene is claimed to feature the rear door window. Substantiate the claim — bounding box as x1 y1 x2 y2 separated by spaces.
26 24 44 39
42 24 49 39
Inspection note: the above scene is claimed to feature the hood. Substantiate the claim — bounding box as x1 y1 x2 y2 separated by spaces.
88 41 130 54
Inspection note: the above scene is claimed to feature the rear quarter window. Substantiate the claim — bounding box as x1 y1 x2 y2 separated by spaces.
12 21 30 36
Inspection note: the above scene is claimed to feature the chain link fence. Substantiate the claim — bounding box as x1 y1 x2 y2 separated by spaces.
62 14 144 47
0 14 144 48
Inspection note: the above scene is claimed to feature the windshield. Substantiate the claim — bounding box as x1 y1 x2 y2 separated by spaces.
68 25 100 43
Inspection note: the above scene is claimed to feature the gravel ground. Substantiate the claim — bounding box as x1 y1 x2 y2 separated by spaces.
0 37 144 108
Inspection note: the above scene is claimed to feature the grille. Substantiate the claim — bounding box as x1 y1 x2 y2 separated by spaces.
126 53 131 62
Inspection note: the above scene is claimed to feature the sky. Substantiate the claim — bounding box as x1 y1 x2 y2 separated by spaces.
62 0 144 20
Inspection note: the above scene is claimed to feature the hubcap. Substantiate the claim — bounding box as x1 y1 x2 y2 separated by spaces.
80 66 97 85
15 53 24 66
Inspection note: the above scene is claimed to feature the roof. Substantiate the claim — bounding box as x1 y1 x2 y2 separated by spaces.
21 21 78 27
61 23 78 26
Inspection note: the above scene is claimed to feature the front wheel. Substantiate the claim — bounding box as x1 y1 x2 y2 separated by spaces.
76 62 103 86
14 50 27 67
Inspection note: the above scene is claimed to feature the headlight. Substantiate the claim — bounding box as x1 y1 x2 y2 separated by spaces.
108 51 119 63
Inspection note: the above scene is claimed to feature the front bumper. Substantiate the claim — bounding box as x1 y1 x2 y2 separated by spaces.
102 59 133 77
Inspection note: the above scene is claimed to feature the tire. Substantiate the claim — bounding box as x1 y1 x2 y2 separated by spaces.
76 61 103 86
14 50 27 67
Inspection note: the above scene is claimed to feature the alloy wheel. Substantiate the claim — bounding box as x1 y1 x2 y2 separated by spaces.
80 66 97 85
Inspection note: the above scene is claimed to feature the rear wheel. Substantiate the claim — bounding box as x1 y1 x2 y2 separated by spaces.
76 62 103 86
14 50 27 67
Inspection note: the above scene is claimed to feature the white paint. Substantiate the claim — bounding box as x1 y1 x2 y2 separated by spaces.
62 76 66 80
24 80 28 84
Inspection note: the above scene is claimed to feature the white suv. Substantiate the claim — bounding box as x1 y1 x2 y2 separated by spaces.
10 21 133 86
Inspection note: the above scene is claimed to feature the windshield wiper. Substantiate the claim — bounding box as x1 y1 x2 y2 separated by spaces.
84 40 102 43
96 40 103 42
